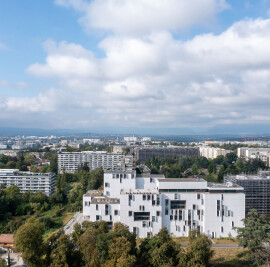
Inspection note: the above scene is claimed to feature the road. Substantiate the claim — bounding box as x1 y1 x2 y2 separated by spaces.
64 212 84 235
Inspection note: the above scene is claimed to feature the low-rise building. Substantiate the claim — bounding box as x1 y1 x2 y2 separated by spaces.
83 169 245 238
0 169 56 196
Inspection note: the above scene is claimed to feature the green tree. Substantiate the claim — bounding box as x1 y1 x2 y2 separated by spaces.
15 219 45 267
179 229 213 267
191 164 199 176
237 209 270 263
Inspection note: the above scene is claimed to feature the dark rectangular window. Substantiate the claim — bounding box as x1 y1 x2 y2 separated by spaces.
156 211 160 216
129 211 132 216
134 212 150 221
143 194 146 200
170 200 186 209
96 204 98 210
197 194 200 199
147 194 151 200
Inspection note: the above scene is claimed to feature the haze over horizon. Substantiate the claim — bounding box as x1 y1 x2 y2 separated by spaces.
1 0 270 133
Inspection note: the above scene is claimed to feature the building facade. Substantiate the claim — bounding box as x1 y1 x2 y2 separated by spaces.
237 147 270 166
83 170 245 238
225 174 270 218
199 146 230 159
134 146 199 163
0 169 56 196
58 151 124 173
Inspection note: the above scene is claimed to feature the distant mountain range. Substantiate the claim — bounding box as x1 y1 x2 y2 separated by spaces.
0 124 270 138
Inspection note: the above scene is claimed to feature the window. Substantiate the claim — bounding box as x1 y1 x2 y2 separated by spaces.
170 215 173 220
129 211 132 216
183 226 186 232
165 209 169 215
232 221 234 227
96 215 100 221
106 191 110 196
156 211 160 216
174 194 178 200
105 182 109 187
96 204 98 210
221 226 224 233
105 204 109 215
193 204 196 210
142 221 147 227
165 199 169 206
197 194 200 199
133 227 137 234
228 210 231 216
147 194 151 200
114 210 118 215
201 199 204 205
152 216 155 222
221 194 224 200
143 194 146 200
150 178 153 183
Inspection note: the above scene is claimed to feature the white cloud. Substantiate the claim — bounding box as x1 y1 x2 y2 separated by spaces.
55 0 229 35
20 16 270 129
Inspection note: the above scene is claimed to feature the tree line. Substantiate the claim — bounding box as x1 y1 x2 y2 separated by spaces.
0 168 103 233
145 153 266 182
14 219 213 267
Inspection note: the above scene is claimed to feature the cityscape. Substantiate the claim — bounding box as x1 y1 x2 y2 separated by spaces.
1 0 270 267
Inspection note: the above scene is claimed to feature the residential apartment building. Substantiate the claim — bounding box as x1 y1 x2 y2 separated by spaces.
83 170 245 238
134 146 199 163
199 146 230 159
0 169 56 196
58 151 124 173
237 147 270 166
225 174 270 218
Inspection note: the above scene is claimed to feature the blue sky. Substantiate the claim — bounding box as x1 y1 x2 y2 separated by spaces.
1 0 270 133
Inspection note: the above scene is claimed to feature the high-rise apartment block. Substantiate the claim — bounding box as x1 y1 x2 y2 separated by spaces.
225 173 270 218
199 146 230 159
58 151 124 173
0 169 56 196
83 170 245 238
134 146 199 163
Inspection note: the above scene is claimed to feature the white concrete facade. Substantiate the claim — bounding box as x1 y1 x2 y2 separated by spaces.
0 169 56 196
58 151 124 173
199 146 230 159
83 171 245 238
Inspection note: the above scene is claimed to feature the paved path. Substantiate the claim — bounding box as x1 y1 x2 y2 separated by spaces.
64 212 84 235
0 251 24 266
180 243 242 248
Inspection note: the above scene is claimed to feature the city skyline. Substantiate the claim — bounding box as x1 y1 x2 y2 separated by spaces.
1 0 270 133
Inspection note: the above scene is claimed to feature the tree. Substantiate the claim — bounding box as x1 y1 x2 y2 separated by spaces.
191 164 198 176
15 219 45 266
179 229 213 267
236 209 270 263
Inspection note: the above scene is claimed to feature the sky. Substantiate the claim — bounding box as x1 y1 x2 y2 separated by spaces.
1 0 270 134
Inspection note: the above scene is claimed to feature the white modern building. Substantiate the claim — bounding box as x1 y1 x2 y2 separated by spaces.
83 169 245 238
58 151 124 173
237 147 270 166
0 169 56 196
199 146 230 159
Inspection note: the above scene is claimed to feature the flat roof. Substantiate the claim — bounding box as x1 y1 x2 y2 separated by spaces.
158 178 205 182
137 173 165 178
84 190 103 197
121 189 159 194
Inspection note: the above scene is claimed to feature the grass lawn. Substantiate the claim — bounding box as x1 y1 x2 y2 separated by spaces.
210 248 254 267
213 238 238 245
